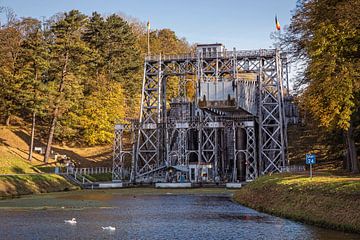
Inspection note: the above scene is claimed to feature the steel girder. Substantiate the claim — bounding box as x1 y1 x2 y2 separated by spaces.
258 50 286 174
120 49 287 182
167 122 188 166
112 124 135 181
231 121 257 181
134 58 164 180
244 122 257 180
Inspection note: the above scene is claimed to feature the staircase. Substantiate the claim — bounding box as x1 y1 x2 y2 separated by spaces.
63 172 96 189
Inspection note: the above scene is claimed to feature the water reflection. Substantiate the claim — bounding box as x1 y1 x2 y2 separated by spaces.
0 193 358 240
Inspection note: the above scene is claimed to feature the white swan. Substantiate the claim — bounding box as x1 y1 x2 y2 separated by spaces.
64 218 77 224
102 226 116 231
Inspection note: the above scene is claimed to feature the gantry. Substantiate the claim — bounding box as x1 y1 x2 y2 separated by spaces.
112 43 290 183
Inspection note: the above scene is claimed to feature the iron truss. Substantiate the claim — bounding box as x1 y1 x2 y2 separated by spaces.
113 48 288 182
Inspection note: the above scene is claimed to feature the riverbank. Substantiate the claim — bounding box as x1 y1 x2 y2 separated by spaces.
0 187 235 209
2 189 357 240
0 174 79 199
233 173 360 233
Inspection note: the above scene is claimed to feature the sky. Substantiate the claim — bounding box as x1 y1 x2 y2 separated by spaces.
0 0 298 50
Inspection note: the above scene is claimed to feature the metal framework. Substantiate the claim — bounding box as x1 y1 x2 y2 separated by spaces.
112 46 288 183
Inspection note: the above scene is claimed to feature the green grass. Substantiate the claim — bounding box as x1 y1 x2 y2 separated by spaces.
234 173 360 233
0 174 79 198
83 172 112 182
0 152 38 174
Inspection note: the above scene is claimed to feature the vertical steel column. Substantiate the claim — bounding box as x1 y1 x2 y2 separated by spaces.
113 124 135 182
112 124 123 181
178 128 187 165
259 50 286 174
136 56 163 177
244 121 257 180
257 58 264 174
114 48 288 183
232 121 237 182
275 50 286 170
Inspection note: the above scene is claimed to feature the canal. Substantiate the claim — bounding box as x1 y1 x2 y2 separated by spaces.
0 188 358 240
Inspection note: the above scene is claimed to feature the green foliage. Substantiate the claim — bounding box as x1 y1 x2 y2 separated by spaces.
17 18 50 118
286 0 360 172
0 9 191 146
305 21 358 130
134 27 193 101
287 0 360 131
78 81 126 145
0 25 23 122
82 12 142 118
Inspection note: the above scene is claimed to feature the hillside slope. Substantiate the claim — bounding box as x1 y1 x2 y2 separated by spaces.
287 123 344 170
0 126 113 171
234 173 360 233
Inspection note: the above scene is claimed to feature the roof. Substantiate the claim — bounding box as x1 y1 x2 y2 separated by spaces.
196 43 224 47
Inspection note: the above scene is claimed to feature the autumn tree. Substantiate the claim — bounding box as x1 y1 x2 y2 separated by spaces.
43 10 89 162
16 17 49 161
285 0 360 172
133 27 193 101
74 12 140 145
0 13 23 125
0 8 193 151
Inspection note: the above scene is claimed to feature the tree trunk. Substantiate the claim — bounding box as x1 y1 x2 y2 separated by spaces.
28 67 38 162
343 133 351 171
5 115 11 126
28 111 36 162
44 107 58 163
43 52 68 163
345 122 359 173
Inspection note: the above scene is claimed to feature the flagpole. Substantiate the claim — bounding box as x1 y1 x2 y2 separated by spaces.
147 20 150 56
278 29 281 50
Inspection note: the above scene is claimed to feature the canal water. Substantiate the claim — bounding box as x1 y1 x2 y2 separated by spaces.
0 189 358 240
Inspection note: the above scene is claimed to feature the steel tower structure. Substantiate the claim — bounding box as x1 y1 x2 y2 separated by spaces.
113 45 288 183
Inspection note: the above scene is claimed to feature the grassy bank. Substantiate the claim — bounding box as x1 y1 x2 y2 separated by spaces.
0 148 39 174
234 173 360 233
0 174 79 198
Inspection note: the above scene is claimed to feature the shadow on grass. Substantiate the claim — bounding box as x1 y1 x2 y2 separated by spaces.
0 137 10 147
0 175 75 197
11 166 25 174
12 130 112 167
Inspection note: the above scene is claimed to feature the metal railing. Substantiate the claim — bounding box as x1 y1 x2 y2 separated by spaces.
145 49 285 62
281 165 306 173
70 167 112 175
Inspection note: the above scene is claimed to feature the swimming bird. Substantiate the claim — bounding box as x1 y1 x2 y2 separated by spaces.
102 226 116 231
64 218 77 224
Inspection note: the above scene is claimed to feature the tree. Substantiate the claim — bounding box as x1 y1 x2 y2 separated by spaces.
101 14 142 115
43 10 88 162
0 8 194 150
133 27 193 101
16 17 49 161
78 80 126 145
83 13 142 115
0 17 23 125
285 0 360 172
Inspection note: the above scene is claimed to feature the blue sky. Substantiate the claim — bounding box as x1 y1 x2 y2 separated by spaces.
1 0 297 50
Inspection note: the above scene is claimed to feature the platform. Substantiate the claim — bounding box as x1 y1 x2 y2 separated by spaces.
98 182 124 188
225 183 242 189
155 183 192 188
